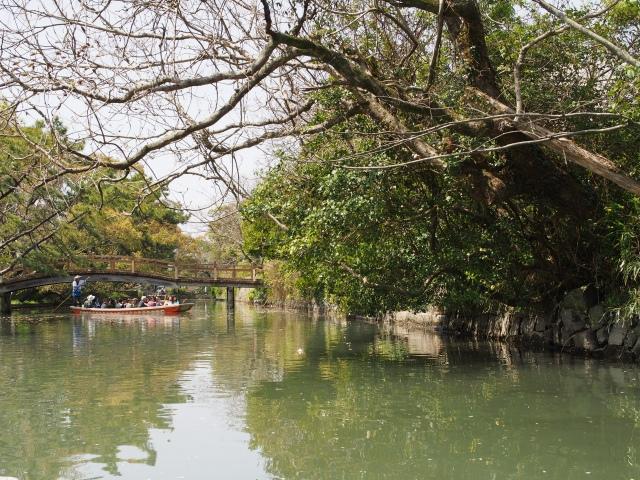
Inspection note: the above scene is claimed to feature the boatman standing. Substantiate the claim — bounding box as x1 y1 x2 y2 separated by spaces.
71 275 86 306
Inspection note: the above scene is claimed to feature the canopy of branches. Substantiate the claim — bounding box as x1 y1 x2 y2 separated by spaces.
0 0 639 313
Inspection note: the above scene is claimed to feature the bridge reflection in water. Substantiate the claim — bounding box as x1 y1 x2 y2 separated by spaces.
0 255 263 313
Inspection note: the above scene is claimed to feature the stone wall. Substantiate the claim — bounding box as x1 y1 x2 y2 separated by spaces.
386 287 640 361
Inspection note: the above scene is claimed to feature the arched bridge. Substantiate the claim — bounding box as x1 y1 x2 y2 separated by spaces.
0 255 263 313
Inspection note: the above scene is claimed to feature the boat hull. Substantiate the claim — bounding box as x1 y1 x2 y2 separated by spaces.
70 303 194 314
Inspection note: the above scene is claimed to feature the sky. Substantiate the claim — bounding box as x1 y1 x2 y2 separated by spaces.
41 98 271 235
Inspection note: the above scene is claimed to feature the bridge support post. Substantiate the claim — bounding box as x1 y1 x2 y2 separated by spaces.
226 287 235 309
0 292 12 315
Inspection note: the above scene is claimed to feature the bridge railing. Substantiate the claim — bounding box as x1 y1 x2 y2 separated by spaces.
70 255 262 282
1 255 263 284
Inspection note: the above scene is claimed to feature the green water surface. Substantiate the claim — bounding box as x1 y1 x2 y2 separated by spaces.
1 302 639 479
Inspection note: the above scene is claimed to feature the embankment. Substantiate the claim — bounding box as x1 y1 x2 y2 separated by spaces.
384 287 640 361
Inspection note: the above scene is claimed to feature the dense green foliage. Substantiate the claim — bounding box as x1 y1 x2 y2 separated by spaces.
243 1 640 315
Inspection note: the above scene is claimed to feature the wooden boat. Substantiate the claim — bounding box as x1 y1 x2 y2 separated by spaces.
71 303 194 315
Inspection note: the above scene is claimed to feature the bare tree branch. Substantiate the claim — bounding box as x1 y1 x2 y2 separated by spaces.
532 0 640 68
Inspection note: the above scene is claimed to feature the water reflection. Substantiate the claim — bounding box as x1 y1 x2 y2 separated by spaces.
379 321 445 359
245 318 640 480
0 305 640 479
227 308 236 333
0 312 191 479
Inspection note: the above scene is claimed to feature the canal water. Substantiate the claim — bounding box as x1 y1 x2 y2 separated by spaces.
1 302 639 479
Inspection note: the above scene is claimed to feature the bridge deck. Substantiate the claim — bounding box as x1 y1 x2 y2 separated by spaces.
0 255 264 293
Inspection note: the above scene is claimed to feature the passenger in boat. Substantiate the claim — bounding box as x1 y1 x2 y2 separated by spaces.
147 297 157 307
171 295 179 304
115 300 123 308
100 300 108 309
137 296 147 308
83 294 95 308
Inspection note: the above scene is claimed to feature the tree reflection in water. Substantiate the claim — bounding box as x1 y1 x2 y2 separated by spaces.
244 318 640 480
0 313 191 479
1 306 640 480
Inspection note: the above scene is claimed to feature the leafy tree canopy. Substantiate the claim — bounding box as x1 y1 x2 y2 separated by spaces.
242 1 640 315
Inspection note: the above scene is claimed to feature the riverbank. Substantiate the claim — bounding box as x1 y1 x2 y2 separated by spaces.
241 285 640 362
381 287 640 362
